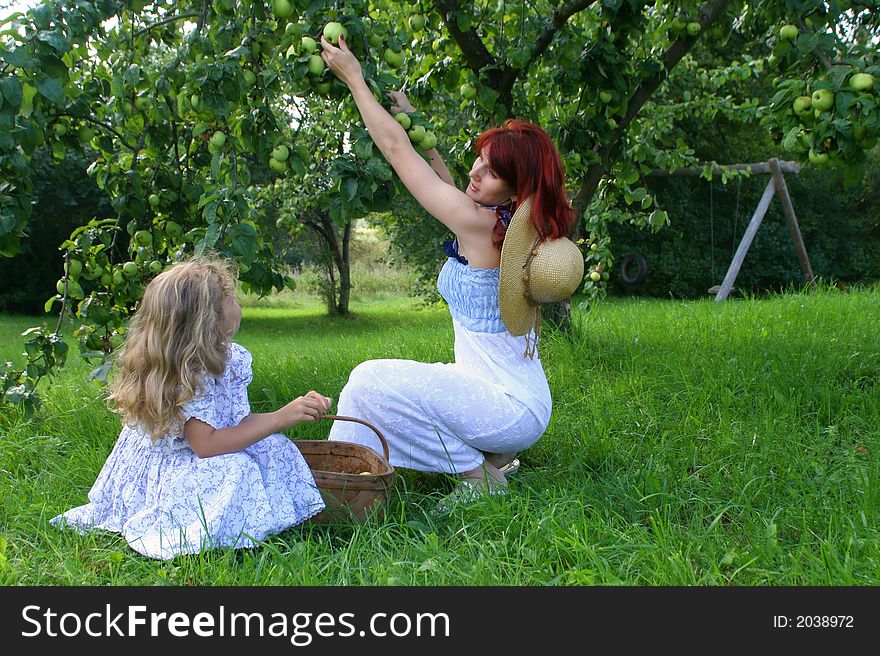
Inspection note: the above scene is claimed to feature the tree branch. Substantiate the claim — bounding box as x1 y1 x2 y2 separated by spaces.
432 0 496 76
572 0 733 227
133 13 200 39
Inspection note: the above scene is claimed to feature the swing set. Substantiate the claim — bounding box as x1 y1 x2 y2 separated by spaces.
650 157 816 300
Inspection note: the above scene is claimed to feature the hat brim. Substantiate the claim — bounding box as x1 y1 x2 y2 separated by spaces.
499 198 585 337
499 198 541 336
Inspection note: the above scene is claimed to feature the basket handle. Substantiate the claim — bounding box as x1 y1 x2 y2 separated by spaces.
323 415 390 462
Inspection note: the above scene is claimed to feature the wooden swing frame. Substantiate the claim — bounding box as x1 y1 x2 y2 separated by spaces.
649 157 816 301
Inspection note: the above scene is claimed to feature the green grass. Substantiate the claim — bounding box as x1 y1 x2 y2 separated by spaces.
1 284 878 585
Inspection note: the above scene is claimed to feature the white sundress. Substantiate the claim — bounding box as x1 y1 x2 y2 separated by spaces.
51 343 325 560
328 250 552 474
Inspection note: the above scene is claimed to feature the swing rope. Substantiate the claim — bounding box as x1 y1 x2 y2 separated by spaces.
732 176 742 260
709 178 715 283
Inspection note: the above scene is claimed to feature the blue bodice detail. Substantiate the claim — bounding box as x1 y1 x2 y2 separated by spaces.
437 256 505 334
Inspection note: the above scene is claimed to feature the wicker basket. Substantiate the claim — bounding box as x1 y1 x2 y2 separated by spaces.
294 415 395 523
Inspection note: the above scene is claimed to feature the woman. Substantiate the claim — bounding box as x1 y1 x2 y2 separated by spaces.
319 35 583 506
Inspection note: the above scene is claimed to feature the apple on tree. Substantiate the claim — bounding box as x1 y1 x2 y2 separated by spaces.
272 0 293 20
779 24 798 41
408 124 426 143
792 96 812 115
269 157 289 173
148 193 161 208
811 88 833 112
384 48 404 68
122 261 139 278
323 22 348 45
307 54 326 76
209 131 226 148
686 22 701 36
419 131 437 150
460 83 477 100
849 73 874 92
599 90 613 104
394 112 411 129
271 144 290 161
301 35 318 54
408 15 426 32
808 148 829 166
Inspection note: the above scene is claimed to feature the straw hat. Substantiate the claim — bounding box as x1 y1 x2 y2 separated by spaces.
499 197 585 338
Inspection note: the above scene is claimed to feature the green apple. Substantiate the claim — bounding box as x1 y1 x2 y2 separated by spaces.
317 81 333 95
368 33 384 48
149 260 164 274
394 112 411 129
808 148 829 166
687 22 701 36
300 35 318 53
811 88 833 112
384 47 404 68
164 220 183 239
408 15 425 32
323 21 348 45
242 69 257 86
849 73 874 92
419 131 437 150
269 157 288 173
460 83 476 99
307 54 325 76
66 259 83 278
52 122 67 136
101 271 112 287
271 144 290 161
190 93 201 111
407 124 426 143
589 271 601 282
599 90 613 104
148 193 161 208
670 17 686 34
134 230 153 247
779 24 798 42
134 95 152 111
792 95 812 115
209 130 226 148
272 0 293 20
77 126 95 143
122 261 139 278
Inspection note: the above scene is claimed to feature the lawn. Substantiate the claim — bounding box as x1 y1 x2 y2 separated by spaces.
1 284 878 585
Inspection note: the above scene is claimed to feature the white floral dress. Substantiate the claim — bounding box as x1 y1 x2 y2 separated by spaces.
51 343 325 560
328 253 552 473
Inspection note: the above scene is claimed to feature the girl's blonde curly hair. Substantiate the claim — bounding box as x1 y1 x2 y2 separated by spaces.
106 257 238 440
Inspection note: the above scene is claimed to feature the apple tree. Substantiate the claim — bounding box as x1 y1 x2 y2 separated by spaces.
1 0 878 414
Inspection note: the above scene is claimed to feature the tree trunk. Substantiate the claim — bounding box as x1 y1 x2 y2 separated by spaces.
303 209 353 316
336 220 352 315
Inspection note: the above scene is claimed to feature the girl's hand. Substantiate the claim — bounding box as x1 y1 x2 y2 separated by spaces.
276 391 334 428
387 90 415 114
319 34 363 87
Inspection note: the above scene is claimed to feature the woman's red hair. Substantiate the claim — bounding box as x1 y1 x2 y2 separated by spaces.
476 119 573 247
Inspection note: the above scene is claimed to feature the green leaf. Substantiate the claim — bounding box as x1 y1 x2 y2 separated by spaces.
795 33 819 54
0 47 31 67
0 77 22 109
343 176 358 202
35 76 65 104
36 30 72 55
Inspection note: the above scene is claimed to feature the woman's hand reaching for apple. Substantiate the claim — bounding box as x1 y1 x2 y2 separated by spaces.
387 90 415 114
319 34 363 87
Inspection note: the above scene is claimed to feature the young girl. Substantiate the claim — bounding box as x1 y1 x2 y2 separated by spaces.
52 257 331 559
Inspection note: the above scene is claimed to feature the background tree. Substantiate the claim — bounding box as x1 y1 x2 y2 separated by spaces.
0 0 877 413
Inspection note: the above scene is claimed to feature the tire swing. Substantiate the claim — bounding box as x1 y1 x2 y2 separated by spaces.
620 252 648 284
